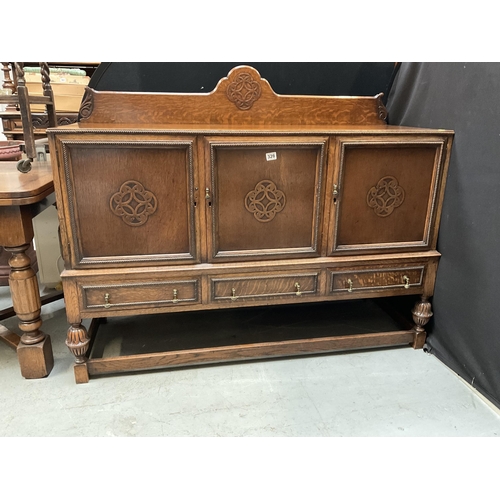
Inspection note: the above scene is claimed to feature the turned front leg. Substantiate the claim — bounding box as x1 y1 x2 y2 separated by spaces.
411 295 433 349
66 323 91 383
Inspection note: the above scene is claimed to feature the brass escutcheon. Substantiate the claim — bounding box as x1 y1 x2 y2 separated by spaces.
347 279 353 292
172 289 179 303
295 282 302 297
104 293 111 308
403 276 410 289
231 288 238 301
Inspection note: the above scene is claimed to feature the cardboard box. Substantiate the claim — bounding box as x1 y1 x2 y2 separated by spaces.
25 73 90 113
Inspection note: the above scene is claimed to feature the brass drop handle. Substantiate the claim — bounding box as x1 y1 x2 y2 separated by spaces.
333 184 339 196
403 275 410 289
295 282 302 297
104 293 111 308
205 188 211 200
231 288 238 301
172 289 179 303
347 279 353 292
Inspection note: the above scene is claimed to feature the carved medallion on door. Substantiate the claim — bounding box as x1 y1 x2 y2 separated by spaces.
330 139 445 253
110 180 158 227
366 176 405 217
207 139 327 261
244 179 286 223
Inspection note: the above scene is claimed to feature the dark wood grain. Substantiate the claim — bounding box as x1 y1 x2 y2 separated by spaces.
47 65 454 383
331 138 446 253
86 330 415 377
207 138 326 261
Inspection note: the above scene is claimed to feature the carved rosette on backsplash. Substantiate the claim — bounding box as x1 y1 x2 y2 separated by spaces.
110 180 158 226
367 176 405 217
226 72 262 110
245 180 286 223
78 87 94 120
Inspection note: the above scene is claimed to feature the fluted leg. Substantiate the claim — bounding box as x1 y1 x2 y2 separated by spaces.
8 244 44 344
411 295 433 349
6 243 54 378
66 323 90 383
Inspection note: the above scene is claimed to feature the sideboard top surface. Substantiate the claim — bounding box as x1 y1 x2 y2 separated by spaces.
49 122 454 136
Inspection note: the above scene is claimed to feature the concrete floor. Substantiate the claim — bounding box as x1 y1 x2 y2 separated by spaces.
0 285 499 437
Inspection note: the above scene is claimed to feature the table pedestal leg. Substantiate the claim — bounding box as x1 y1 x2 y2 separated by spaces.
6 243 54 378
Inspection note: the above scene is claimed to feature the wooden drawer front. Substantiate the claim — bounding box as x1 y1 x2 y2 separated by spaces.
330 266 424 294
211 273 319 302
82 279 200 311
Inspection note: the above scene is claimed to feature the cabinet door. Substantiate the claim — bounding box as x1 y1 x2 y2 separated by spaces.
205 137 327 261
56 136 199 267
329 136 447 254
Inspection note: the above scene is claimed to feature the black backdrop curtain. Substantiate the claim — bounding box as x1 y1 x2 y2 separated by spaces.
387 62 500 409
89 62 396 100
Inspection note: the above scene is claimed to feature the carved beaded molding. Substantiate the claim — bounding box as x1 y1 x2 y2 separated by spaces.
366 176 405 217
245 180 286 223
226 72 262 110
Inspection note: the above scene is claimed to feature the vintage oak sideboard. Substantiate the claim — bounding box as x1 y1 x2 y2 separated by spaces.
47 65 453 383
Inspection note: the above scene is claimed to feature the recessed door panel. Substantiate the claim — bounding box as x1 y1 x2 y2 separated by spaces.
207 139 327 261
330 139 444 253
61 140 198 267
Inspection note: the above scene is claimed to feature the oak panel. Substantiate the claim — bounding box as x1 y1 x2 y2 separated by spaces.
81 278 200 313
208 138 327 260
60 139 198 266
331 138 445 253
210 272 319 303
79 66 387 127
329 265 425 295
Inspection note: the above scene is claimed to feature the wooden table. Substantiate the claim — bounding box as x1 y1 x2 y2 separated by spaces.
0 160 55 378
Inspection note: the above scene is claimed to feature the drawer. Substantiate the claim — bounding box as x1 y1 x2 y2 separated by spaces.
81 279 200 312
210 272 320 303
329 266 425 294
